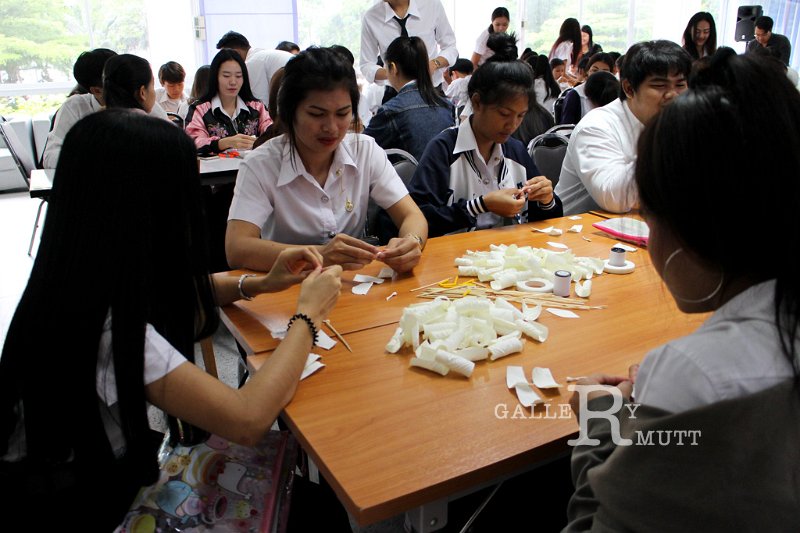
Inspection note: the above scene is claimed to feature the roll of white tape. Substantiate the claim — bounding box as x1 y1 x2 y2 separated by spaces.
603 259 635 274
553 270 571 297
515 278 554 293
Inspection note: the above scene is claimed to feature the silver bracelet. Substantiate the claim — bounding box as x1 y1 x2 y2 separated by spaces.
238 274 256 301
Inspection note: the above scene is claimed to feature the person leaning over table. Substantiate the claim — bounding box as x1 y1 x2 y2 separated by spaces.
0 109 343 529
226 46 428 274
563 49 800 531
409 33 562 239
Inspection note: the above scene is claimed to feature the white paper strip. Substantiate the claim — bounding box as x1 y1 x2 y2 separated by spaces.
545 308 580 319
533 226 554 234
506 365 527 388
532 367 561 388
301 354 325 380
352 281 373 295
567 225 583 233
354 274 385 284
547 242 569 250
316 330 337 350
378 267 395 278
514 382 543 407
489 336 525 360
270 328 287 340
568 215 582 220
435 350 475 378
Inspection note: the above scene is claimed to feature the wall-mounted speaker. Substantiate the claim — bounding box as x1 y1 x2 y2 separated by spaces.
735 5 763 42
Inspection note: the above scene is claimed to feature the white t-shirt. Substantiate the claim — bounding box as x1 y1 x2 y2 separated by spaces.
549 40 575 72
245 49 294 106
445 76 470 108
155 86 187 114
42 94 170 169
635 280 795 413
474 29 494 66
228 133 409 244
3 315 186 462
555 98 642 215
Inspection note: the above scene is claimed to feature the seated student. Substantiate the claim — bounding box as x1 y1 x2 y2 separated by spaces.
226 46 428 274
216 31 294 107
559 53 616 125
154 61 188 114
185 48 271 154
550 57 574 90
409 33 563 238
102 54 158 114
0 109 343 527
42 48 116 168
363 36 455 162
530 54 561 115
584 70 620 109
178 64 210 123
555 40 690 215
444 58 474 109
564 49 800 531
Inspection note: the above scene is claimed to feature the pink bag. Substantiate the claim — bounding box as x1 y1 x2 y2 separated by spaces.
118 431 297 533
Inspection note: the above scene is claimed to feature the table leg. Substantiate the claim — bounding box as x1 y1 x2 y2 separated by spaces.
404 500 448 532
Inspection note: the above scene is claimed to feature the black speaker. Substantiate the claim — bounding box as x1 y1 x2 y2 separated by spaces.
735 5 763 42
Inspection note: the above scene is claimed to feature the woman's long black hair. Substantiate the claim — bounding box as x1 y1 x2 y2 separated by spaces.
384 36 448 108
0 109 218 525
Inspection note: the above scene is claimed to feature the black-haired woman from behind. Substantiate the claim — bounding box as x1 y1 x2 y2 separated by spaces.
363 36 455 162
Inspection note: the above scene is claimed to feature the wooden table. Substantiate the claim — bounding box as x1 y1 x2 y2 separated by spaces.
220 215 707 529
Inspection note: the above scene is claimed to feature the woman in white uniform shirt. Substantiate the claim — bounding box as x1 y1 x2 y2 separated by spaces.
227 46 428 273
471 7 510 68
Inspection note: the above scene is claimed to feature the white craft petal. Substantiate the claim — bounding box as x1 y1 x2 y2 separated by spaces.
532 367 561 388
545 308 580 319
489 336 525 360
435 350 475 378
514 319 549 342
575 280 592 298
385 327 404 353
506 365 527 388
378 267 395 278
353 274 385 284
410 358 449 376
352 281 373 295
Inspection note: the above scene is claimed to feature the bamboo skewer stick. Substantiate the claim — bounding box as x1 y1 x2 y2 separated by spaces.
323 319 353 352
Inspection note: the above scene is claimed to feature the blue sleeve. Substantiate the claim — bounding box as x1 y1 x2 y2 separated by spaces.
408 131 474 238
560 90 582 125
362 106 398 150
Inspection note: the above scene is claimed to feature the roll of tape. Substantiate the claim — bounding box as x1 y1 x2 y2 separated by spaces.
516 278 554 293
553 270 571 297
603 259 635 274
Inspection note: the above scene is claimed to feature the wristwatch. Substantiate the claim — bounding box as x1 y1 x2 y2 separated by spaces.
405 233 424 250
432 58 442 69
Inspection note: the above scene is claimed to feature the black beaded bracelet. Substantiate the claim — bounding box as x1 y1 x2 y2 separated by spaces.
287 313 318 347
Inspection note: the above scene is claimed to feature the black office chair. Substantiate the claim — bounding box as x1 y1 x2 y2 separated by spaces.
364 148 419 245
527 124 574 190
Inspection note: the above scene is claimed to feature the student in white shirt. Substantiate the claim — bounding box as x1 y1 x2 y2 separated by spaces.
154 61 187 114
227 46 428 273
555 40 691 215
42 48 116 169
471 7 510 68
360 0 458 89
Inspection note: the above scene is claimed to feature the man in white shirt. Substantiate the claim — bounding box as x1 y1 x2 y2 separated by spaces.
555 40 691 215
42 48 116 169
154 61 188 114
215 30 292 106
360 0 458 90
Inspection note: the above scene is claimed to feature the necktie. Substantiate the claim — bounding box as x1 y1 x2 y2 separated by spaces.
393 15 409 38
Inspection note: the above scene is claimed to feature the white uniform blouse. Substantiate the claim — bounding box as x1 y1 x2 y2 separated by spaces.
228 133 409 244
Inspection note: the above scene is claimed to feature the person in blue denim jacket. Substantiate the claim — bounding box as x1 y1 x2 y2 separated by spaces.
363 36 455 162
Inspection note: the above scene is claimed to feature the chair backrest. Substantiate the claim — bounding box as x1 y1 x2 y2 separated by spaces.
528 129 571 189
553 88 574 125
364 148 419 243
0 120 36 184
